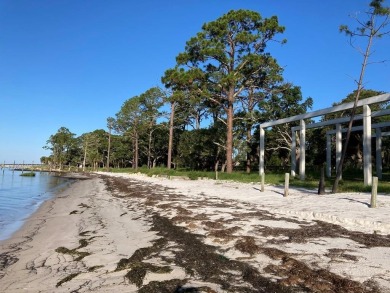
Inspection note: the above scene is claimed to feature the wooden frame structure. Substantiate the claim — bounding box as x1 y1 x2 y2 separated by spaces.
259 93 390 185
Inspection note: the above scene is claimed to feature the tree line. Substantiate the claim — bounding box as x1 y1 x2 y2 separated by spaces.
42 8 390 174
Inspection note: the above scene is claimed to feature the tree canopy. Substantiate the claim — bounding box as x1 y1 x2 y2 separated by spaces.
42 7 389 175
166 9 286 173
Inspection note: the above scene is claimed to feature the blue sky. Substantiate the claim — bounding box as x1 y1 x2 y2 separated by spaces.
0 0 389 163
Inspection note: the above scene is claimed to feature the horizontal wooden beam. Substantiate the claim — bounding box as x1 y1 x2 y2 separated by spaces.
261 93 390 128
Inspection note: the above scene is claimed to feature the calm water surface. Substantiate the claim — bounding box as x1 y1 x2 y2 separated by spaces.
0 169 73 241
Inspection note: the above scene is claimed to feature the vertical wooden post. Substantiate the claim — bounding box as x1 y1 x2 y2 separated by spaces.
284 173 289 197
363 105 372 186
375 128 382 180
335 124 342 180
291 130 296 177
215 170 218 180
371 176 378 208
260 173 265 192
299 120 306 181
326 134 331 177
259 127 265 176
318 165 325 195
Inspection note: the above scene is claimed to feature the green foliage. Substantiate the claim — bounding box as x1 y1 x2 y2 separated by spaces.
107 167 390 193
80 129 109 170
321 89 389 171
42 8 389 178
333 0 390 193
256 85 313 167
20 172 36 177
170 9 286 173
326 89 386 120
43 127 78 170
340 0 390 37
177 127 224 170
115 87 165 169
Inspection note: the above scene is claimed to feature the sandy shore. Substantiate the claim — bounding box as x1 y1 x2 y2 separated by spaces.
1 172 390 292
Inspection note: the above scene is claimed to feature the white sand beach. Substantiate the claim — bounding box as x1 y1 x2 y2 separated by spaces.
0 172 389 292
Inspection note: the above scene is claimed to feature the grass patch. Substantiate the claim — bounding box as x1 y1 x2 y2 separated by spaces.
20 172 36 177
106 167 390 194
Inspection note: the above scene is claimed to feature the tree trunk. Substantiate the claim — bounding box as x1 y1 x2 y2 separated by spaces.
147 130 152 168
106 128 111 171
82 141 87 172
196 111 200 130
214 160 219 172
226 87 235 173
221 162 226 173
134 131 139 170
246 126 252 173
332 16 374 193
167 101 175 169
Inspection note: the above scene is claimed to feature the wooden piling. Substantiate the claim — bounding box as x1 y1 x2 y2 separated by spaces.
371 176 378 208
284 173 289 197
260 173 265 192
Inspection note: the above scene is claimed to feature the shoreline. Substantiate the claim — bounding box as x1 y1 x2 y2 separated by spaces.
0 174 158 292
1 172 390 292
0 171 87 242
0 172 85 246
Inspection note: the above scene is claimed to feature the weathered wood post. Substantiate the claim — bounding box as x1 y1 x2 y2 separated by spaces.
363 105 372 186
215 170 218 180
326 134 332 177
261 173 265 192
375 128 383 180
299 120 306 180
318 165 325 195
291 130 296 177
371 176 378 208
284 173 289 197
259 127 265 176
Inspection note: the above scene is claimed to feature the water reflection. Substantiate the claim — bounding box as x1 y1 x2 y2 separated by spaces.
0 169 73 241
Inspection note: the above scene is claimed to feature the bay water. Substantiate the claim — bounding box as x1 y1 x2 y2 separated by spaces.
0 168 73 241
